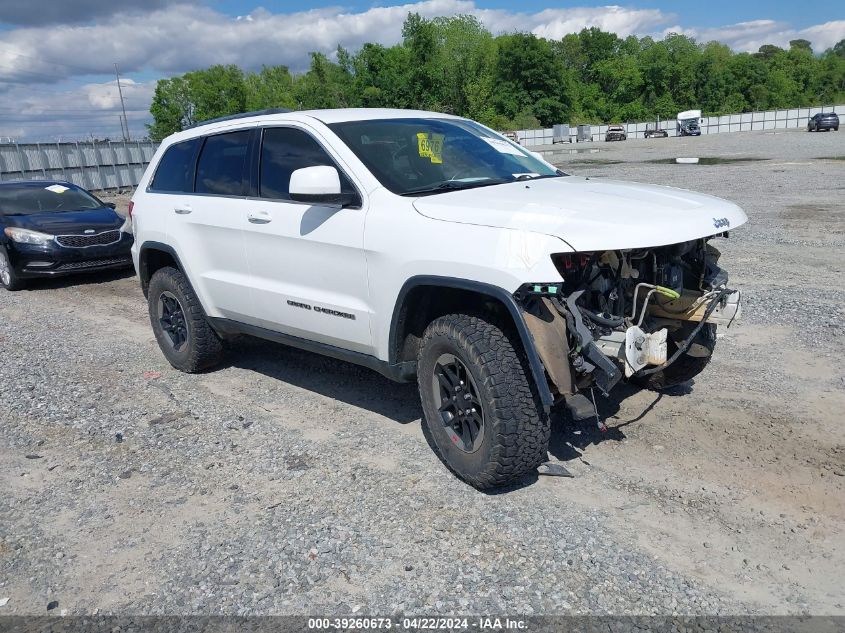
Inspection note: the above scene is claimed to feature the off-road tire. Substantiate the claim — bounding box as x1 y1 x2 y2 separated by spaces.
0 247 25 291
147 266 223 373
417 313 550 489
632 322 717 391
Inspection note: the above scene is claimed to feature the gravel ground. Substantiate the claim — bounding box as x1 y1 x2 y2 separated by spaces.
0 129 843 617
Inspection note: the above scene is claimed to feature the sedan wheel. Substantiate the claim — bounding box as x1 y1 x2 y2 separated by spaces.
0 248 24 291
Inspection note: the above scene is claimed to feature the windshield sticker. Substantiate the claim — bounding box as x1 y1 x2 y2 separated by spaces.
483 137 525 156
45 184 69 194
416 133 444 164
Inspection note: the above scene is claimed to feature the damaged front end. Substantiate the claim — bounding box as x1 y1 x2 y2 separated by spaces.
517 238 740 421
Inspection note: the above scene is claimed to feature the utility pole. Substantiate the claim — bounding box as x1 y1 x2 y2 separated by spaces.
114 63 129 141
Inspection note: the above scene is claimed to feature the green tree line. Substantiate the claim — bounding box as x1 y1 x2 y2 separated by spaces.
148 13 845 141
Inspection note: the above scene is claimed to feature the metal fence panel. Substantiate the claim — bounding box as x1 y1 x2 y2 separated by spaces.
127 144 143 163
60 144 80 168
112 143 131 164
516 103 844 145
0 140 158 190
520 103 837 143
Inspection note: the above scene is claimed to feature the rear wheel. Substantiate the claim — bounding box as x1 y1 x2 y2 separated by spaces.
0 247 24 291
417 313 549 489
147 267 223 372
632 322 717 391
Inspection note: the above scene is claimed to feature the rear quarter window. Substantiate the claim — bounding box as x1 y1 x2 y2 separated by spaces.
150 138 201 193
195 130 251 196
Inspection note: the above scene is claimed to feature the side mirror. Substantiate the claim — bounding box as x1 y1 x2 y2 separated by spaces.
105 202 117 209
289 165 356 207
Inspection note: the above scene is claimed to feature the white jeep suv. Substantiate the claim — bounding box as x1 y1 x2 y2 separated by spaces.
131 108 746 489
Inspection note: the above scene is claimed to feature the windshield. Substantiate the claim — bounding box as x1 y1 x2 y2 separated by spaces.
0 183 103 215
329 118 561 196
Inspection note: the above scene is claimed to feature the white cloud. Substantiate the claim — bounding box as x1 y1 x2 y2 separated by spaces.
670 19 845 53
0 1 676 83
0 2 842 140
0 79 155 141
1 2 841 83
482 6 671 40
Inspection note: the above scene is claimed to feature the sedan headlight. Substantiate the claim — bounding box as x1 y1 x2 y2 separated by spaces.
3 227 54 245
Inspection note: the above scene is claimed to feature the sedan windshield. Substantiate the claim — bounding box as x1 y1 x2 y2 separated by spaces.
329 118 561 196
0 183 103 216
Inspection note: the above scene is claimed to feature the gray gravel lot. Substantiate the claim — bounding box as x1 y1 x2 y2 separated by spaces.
1 129 843 616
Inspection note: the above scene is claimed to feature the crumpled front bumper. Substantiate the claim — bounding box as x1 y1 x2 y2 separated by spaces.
517 283 741 400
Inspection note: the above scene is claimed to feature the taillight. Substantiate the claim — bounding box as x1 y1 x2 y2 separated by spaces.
128 201 134 219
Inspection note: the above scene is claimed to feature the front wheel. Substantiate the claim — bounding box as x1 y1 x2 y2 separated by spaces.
417 313 549 489
147 267 223 372
0 247 25 291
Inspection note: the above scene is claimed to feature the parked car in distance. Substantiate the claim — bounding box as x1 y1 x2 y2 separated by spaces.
0 180 133 291
808 112 839 132
131 108 746 489
605 125 627 141
501 131 520 144
644 123 668 138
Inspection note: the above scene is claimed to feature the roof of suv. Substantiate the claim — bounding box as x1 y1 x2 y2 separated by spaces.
164 108 463 145
303 108 460 124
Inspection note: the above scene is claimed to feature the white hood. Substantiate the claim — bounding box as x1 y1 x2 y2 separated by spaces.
412 176 747 252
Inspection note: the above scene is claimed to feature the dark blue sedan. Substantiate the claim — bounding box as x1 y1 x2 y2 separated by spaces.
0 180 133 290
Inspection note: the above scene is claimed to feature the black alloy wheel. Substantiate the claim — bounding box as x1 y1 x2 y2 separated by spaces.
417 313 550 488
147 267 223 372
157 290 188 351
432 353 485 453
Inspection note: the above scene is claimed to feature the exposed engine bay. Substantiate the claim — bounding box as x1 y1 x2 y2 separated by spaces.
517 237 741 418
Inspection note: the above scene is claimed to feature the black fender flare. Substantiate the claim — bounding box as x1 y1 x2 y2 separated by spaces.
137 240 184 284
389 275 554 410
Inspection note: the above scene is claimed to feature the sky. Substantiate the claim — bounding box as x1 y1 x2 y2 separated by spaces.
0 1 842 142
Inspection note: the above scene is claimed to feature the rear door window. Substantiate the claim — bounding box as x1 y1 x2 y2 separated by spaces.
259 127 356 201
150 138 200 192
195 130 251 196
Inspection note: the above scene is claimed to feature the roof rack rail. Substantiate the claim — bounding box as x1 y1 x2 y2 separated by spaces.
186 108 292 129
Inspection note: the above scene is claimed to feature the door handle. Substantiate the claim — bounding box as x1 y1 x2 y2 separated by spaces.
174 204 192 215
247 211 272 224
